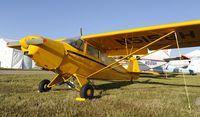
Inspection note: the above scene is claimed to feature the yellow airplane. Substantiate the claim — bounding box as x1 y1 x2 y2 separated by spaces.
7 20 200 99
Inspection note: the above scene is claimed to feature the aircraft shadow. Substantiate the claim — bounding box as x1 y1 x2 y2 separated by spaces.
94 78 200 91
93 81 133 99
52 88 72 92
134 80 200 88
94 81 133 90
93 79 200 99
140 74 178 78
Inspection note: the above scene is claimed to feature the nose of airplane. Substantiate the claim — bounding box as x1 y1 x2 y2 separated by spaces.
18 36 65 70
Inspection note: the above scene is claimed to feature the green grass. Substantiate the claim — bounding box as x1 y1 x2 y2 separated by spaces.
0 73 200 117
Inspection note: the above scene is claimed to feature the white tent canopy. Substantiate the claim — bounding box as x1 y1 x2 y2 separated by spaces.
185 49 200 58
185 49 200 72
0 38 37 69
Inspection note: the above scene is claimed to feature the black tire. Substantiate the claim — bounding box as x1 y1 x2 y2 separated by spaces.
38 79 51 92
80 84 94 99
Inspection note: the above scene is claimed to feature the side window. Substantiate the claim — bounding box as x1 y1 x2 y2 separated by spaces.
87 44 99 58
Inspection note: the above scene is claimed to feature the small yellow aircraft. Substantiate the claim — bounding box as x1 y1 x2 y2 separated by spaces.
7 20 200 99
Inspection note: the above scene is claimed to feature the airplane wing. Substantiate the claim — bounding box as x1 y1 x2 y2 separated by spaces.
82 20 200 56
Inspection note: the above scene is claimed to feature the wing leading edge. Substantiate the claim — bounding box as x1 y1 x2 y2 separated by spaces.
81 20 200 56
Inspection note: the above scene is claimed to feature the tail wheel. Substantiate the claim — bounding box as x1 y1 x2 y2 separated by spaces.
38 79 51 92
80 84 94 99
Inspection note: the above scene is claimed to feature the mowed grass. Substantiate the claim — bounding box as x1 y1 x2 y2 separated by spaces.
0 73 200 117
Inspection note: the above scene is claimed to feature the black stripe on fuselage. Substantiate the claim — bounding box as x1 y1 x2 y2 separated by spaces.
67 50 106 66
67 50 127 74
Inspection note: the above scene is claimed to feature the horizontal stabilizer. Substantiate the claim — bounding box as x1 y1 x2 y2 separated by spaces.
140 71 160 75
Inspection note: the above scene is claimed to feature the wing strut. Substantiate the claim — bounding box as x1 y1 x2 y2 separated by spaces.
175 32 191 111
125 36 129 55
86 31 175 78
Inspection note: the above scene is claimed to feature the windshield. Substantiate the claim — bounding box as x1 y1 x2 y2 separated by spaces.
62 37 84 51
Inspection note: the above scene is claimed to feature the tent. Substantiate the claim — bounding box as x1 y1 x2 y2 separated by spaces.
185 49 200 58
184 49 200 72
0 38 36 69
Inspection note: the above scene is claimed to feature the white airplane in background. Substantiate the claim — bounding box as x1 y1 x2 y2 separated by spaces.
119 49 200 75
161 50 200 75
163 57 200 75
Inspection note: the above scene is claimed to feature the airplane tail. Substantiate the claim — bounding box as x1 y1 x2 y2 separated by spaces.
127 57 140 73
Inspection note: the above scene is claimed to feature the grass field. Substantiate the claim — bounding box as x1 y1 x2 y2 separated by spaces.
0 72 200 117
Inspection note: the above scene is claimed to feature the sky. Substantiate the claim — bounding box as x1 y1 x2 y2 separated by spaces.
0 0 200 57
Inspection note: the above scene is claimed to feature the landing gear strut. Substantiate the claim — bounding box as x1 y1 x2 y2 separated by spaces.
38 79 51 92
38 74 95 99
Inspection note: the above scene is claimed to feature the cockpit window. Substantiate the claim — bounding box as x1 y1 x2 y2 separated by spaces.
62 38 84 51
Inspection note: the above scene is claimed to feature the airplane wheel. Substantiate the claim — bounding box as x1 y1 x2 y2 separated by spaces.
80 84 94 99
38 79 51 92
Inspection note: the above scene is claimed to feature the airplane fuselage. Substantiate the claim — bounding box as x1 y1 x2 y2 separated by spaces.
20 36 136 81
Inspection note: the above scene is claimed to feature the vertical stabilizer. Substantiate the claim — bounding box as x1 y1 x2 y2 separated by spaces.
127 57 140 72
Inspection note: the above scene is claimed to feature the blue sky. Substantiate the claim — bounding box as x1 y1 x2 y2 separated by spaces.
0 0 200 57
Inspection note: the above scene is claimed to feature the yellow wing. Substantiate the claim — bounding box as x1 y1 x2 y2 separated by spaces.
82 20 200 56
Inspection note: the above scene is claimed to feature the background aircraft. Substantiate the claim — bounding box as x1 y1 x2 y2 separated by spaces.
139 50 200 75
118 49 200 76
162 56 200 75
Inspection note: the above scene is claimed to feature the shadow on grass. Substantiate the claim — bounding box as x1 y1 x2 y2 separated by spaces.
95 81 133 90
134 79 200 88
53 88 72 91
93 79 200 99
95 78 200 91
93 81 133 99
47 79 200 99
140 74 179 78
